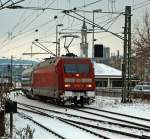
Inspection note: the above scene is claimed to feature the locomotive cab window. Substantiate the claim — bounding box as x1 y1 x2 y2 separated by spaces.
64 64 90 73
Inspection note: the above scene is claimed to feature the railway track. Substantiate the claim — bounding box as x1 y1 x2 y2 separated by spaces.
17 102 150 139
18 103 150 132
32 99 150 128
17 106 109 139
17 112 66 139
72 107 150 129
83 106 150 122
17 102 150 131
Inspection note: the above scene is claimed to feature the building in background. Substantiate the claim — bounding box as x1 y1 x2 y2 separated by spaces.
110 50 122 70
94 62 122 88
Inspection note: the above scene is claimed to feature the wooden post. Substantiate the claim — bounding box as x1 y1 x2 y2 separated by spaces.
10 112 13 138
0 110 5 137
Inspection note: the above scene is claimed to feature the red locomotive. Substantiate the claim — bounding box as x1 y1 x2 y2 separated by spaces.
21 56 95 105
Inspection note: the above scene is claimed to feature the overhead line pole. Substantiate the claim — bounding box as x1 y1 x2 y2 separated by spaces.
10 56 13 87
93 11 95 58
127 6 132 102
121 6 132 103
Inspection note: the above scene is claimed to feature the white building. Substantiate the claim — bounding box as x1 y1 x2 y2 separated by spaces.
94 62 122 87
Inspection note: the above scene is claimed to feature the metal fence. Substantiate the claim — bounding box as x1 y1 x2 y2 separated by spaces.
95 87 122 97
95 87 150 100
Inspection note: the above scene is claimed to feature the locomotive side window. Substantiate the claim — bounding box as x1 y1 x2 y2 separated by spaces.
64 64 89 73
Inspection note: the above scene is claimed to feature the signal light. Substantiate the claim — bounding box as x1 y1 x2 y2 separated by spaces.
94 44 103 58
75 74 80 77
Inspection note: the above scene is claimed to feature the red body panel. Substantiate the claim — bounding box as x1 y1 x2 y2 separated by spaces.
33 65 58 89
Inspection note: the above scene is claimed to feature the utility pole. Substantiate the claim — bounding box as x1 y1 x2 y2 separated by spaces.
58 38 60 56
92 9 102 58
10 56 13 87
122 6 132 103
92 10 94 58
56 24 63 56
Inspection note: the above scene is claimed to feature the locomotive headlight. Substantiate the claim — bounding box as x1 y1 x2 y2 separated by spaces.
75 73 80 77
65 84 71 88
86 84 92 88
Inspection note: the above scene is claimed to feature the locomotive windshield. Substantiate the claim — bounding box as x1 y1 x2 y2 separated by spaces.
64 64 89 73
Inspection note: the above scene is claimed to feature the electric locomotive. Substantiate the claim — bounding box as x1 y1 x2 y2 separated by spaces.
21 56 95 105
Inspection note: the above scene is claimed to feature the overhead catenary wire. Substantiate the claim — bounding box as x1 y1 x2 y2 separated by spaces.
63 10 124 40
1 0 58 44
10 0 34 33
101 13 122 29
0 2 125 56
0 13 65 51
4 0 150 34
4 0 113 40
59 13 121 35
131 0 150 11
132 1 150 11
67 0 150 37
68 0 150 33
0 0 56 47
0 0 114 49
0 0 24 10
33 41 56 56
0 0 17 9
1 0 150 59
77 0 104 9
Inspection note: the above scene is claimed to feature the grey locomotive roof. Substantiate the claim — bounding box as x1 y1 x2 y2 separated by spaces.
22 67 34 76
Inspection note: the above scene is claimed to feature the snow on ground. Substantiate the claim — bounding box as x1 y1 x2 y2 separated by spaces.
10 111 100 139
7 91 150 139
91 96 150 119
11 114 60 139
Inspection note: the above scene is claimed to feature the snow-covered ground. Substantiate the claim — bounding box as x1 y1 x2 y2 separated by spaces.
92 96 150 119
5 91 150 139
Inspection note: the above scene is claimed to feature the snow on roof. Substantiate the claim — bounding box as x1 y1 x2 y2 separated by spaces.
93 62 122 77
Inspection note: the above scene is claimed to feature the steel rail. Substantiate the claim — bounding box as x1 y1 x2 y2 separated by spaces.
17 102 150 132
83 106 150 122
18 106 150 139
60 118 145 139
18 107 110 139
72 108 150 129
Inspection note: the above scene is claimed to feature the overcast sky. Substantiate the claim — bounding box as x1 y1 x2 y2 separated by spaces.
0 0 149 60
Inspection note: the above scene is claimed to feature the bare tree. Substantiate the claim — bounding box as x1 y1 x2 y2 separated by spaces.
133 11 150 80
